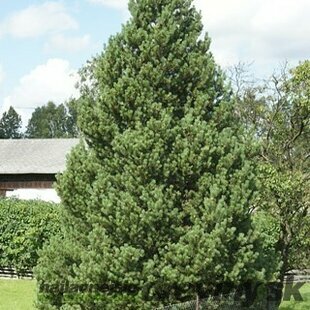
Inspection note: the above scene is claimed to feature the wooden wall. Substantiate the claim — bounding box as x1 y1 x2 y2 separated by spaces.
0 174 56 196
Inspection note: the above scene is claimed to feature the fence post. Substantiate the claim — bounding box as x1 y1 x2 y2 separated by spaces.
196 293 199 310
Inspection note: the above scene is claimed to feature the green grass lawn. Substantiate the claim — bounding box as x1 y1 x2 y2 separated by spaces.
0 279 36 310
0 279 309 309
279 282 310 310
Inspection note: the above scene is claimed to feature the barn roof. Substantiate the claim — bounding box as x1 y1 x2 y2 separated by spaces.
0 139 79 174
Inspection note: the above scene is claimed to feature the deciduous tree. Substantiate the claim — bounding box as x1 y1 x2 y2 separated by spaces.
229 60 310 307
26 101 78 138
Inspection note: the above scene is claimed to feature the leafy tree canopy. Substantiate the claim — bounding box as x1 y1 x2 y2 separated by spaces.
25 100 78 138
229 60 310 307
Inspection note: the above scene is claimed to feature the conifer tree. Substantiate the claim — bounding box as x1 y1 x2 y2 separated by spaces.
0 106 22 138
36 0 265 308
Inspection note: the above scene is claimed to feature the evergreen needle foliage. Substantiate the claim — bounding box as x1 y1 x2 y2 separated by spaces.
0 106 22 139
36 0 265 308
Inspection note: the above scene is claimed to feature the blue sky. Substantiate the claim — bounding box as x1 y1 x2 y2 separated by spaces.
0 1 124 72
1 0 309 126
0 0 125 123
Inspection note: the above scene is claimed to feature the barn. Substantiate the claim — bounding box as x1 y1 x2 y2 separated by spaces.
0 139 79 199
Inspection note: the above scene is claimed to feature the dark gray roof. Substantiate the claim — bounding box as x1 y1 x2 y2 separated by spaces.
0 139 79 174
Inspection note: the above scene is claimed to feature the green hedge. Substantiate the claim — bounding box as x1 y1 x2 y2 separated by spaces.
0 198 60 272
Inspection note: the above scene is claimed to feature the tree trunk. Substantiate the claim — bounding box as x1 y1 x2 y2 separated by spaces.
243 281 261 307
267 223 291 309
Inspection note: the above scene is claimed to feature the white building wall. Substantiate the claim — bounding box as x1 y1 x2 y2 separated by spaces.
6 189 61 203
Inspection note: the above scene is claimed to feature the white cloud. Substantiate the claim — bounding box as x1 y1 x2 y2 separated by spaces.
0 2 78 38
88 0 128 10
1 59 79 126
88 0 129 19
44 34 92 53
85 0 309 74
193 0 310 73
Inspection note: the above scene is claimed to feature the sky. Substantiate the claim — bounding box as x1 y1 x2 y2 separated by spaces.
0 0 309 127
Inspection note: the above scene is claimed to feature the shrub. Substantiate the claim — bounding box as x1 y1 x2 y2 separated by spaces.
0 198 60 272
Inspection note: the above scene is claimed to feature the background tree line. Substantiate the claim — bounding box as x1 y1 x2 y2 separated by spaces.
0 99 79 139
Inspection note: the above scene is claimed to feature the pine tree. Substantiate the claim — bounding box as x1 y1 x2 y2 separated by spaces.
36 0 264 308
0 106 22 139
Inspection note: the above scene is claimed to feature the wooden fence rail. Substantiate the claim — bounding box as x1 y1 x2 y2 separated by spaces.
0 267 33 279
0 267 309 282
284 269 310 283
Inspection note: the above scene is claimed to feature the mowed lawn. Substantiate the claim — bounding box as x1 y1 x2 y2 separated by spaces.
0 279 309 309
0 279 36 310
280 282 310 310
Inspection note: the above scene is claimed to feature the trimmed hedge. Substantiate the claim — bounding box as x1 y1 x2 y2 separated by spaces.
0 198 60 272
